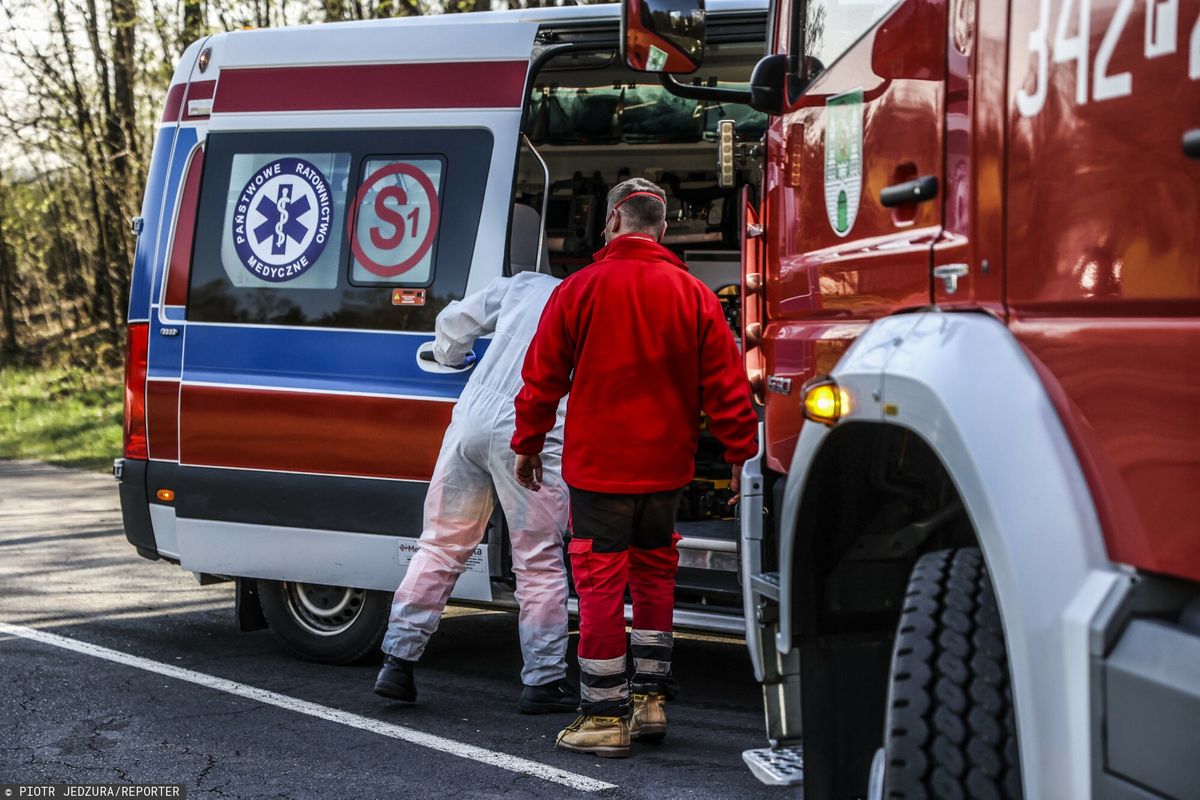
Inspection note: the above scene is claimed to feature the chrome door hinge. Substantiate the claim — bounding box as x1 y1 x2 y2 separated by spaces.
933 263 969 294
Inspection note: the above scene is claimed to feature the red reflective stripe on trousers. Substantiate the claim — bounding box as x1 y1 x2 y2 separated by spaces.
569 535 679 661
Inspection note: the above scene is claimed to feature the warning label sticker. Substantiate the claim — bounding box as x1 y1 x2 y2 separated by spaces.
397 540 491 602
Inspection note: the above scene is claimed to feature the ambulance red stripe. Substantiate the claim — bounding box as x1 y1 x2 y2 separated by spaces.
211 61 529 114
164 147 204 307
160 80 216 123
146 379 181 461
178 385 450 480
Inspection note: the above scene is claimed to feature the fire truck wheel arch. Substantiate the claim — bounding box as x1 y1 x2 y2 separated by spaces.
775 311 1129 799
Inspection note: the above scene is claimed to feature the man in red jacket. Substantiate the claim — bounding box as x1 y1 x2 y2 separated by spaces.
511 178 758 757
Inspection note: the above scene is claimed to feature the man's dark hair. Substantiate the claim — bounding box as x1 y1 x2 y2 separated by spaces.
606 178 667 231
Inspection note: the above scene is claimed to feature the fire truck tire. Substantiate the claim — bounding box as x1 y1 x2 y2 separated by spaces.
257 579 390 665
882 548 1023 800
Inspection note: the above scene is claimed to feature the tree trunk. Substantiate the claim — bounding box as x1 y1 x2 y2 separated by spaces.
0 188 19 356
109 0 138 325
182 0 204 48
53 0 119 343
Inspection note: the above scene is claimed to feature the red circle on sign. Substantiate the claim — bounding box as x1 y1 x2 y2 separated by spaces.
349 162 441 278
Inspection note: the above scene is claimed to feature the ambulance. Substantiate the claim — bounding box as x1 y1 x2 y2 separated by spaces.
621 0 1200 797
115 1 772 664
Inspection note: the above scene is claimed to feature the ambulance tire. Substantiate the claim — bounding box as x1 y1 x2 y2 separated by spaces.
257 579 390 665
882 548 1023 800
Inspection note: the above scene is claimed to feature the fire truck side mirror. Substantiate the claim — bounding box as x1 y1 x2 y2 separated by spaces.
621 0 705 74
749 54 788 115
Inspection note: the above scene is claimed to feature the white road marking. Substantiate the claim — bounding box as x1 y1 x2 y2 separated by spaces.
0 621 616 794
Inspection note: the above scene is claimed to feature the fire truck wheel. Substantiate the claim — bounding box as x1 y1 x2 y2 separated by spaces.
882 548 1023 800
257 579 390 665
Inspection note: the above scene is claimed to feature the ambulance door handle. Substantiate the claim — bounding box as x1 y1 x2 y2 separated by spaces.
880 175 938 208
418 347 475 372
1183 129 1200 159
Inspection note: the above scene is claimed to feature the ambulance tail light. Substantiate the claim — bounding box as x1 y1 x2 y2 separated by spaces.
123 323 149 460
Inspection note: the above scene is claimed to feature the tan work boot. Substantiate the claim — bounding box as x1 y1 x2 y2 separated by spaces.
555 714 631 758
630 692 667 742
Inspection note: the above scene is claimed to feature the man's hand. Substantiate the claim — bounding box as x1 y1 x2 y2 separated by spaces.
515 453 543 492
728 463 742 507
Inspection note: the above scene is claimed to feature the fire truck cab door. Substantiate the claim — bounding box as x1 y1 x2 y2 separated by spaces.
761 0 947 469
783 0 947 308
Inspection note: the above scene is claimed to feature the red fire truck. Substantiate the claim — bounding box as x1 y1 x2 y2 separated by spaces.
623 0 1200 797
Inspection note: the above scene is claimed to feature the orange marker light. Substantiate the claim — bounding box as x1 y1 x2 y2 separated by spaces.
156 489 175 502
802 378 851 426
744 322 763 346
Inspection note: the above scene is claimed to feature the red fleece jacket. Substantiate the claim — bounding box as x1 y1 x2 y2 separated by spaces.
512 235 759 493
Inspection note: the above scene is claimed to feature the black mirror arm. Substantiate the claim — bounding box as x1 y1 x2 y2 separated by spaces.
658 73 753 105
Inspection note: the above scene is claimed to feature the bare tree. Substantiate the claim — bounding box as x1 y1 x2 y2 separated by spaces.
0 181 19 357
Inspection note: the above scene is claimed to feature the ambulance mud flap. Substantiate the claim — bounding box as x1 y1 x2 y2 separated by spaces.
236 577 268 632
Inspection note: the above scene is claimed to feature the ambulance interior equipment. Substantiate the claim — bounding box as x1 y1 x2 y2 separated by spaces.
511 40 767 611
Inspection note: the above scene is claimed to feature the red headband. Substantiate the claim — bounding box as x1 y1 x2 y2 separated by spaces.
612 190 666 212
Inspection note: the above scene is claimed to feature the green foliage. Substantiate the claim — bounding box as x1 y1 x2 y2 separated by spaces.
0 365 123 472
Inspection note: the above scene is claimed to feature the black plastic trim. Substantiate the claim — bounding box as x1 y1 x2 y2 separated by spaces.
117 458 158 559
174 465 427 537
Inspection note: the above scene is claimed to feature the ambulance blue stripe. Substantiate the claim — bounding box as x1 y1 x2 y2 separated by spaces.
177 323 486 399
147 315 184 377
127 126 178 319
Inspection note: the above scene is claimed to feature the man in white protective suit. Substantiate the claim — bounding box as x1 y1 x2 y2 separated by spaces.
373 205 575 714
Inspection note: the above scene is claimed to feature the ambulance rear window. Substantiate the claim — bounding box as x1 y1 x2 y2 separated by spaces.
187 128 492 332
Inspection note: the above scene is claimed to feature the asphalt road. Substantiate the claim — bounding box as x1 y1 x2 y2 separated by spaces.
0 461 789 800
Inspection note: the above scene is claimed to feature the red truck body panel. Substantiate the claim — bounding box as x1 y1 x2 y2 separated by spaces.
760 0 1200 580
1004 0 1200 580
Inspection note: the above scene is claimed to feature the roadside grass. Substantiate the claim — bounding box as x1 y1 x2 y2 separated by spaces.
0 365 123 472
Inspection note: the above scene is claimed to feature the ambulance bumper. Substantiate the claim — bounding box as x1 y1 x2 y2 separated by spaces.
114 457 159 560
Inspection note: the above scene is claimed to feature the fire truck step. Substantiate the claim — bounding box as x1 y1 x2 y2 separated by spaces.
742 745 804 787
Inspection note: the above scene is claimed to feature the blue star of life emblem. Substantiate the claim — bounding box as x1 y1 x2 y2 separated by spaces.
255 183 312 256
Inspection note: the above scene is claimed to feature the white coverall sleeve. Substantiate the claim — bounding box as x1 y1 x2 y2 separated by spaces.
432 277 511 367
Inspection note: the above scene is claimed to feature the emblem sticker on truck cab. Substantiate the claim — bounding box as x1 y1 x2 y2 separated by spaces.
824 89 864 237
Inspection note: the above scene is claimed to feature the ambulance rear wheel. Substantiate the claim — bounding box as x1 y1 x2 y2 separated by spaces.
257 579 390 665
881 548 1023 799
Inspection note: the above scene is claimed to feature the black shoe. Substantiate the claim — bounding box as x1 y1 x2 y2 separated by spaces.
518 677 578 715
374 655 417 702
